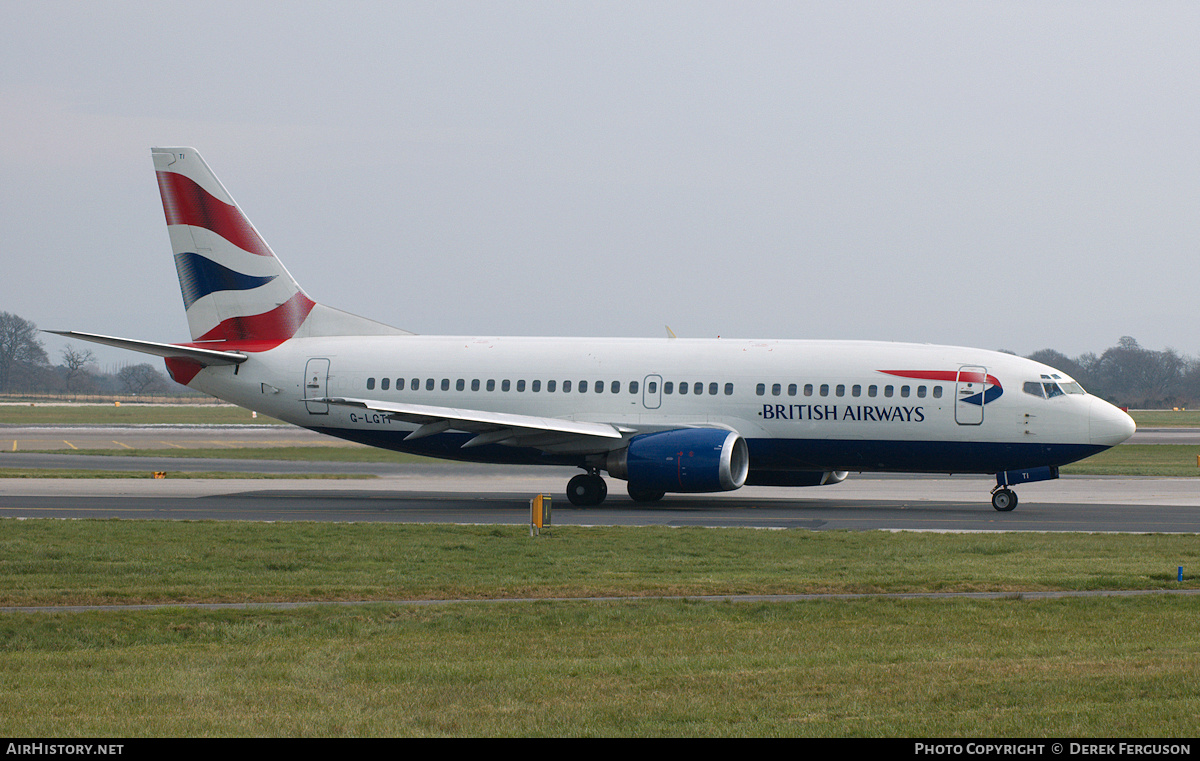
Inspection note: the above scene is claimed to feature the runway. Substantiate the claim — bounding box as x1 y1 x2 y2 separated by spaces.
1 466 1198 531
1 424 1198 531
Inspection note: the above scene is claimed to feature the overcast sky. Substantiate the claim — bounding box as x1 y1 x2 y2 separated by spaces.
4 2 1199 369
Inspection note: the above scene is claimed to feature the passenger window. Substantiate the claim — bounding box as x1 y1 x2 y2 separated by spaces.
804 384 813 396
900 385 910 398
397 378 405 391
548 380 557 392
756 383 765 396
517 380 525 392
471 379 480 391
486 379 495 392
820 384 829 396
917 386 926 398
867 385 877 397
366 377 375 390
772 383 781 396
382 378 390 391
594 380 603 394
441 379 450 391
851 384 861 397
679 382 688 395
647 381 656 393
579 380 588 393
666 382 674 394
788 383 797 396
532 380 541 392
630 381 639 394
456 379 465 391
563 380 572 392
835 384 845 397
502 380 511 392
426 378 435 391
694 382 704 395
709 382 718 395
884 385 894 398
410 378 418 391
613 381 621 394
724 383 734 395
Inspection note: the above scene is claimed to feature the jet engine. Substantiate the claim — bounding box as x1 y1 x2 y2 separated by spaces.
606 428 749 494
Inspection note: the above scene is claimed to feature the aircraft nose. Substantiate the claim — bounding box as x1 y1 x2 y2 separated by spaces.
1089 397 1136 447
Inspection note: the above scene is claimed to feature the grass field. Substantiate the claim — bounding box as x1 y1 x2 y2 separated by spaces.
2 522 1199 736
0 403 284 426
0 468 371 480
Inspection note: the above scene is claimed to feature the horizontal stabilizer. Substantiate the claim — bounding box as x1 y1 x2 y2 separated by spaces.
45 330 247 366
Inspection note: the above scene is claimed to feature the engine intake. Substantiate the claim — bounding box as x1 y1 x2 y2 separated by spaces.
606 428 749 494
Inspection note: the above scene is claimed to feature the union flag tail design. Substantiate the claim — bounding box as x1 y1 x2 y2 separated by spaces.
152 147 407 350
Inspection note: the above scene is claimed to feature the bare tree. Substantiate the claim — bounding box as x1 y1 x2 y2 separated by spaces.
0 311 49 393
116 363 168 395
60 345 96 396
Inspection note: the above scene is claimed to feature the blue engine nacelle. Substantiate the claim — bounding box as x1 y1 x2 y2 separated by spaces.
606 428 750 493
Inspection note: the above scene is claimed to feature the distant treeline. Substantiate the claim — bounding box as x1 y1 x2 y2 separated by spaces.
0 311 195 398
1024 336 1199 409
2 310 1196 407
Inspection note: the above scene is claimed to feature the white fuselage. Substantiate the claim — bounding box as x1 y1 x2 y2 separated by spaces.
186 334 1132 477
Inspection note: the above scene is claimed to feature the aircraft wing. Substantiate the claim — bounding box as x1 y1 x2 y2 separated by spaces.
309 396 632 453
45 330 247 365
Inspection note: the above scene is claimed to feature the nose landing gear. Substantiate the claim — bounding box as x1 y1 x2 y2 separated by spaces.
990 486 1018 512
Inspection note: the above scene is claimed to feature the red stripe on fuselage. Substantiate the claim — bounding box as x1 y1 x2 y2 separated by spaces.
156 171 274 257
879 369 1001 387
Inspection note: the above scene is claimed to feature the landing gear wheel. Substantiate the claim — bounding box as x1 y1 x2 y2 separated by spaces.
567 474 608 507
627 485 666 503
991 488 1018 512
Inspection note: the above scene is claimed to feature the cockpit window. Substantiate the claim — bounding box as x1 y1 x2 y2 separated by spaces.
1031 373 1087 398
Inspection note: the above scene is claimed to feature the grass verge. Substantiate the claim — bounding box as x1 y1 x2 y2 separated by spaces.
11 446 433 463
0 404 284 425
2 521 1197 606
1060 444 1200 477
0 468 371 480
2 522 1199 736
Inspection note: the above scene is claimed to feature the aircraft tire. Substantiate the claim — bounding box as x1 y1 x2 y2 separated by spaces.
991 488 1018 512
627 486 666 503
567 474 607 507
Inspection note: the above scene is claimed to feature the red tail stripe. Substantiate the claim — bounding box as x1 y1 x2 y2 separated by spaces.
195 292 316 346
156 171 274 257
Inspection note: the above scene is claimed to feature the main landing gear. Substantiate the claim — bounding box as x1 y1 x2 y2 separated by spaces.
566 470 667 506
566 471 607 507
990 486 1018 512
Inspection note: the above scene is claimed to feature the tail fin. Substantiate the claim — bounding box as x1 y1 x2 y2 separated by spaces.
152 147 408 348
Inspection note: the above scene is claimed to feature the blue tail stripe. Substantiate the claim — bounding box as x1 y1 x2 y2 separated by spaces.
174 252 277 309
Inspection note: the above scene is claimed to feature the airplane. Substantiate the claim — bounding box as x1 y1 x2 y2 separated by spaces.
53 147 1136 512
